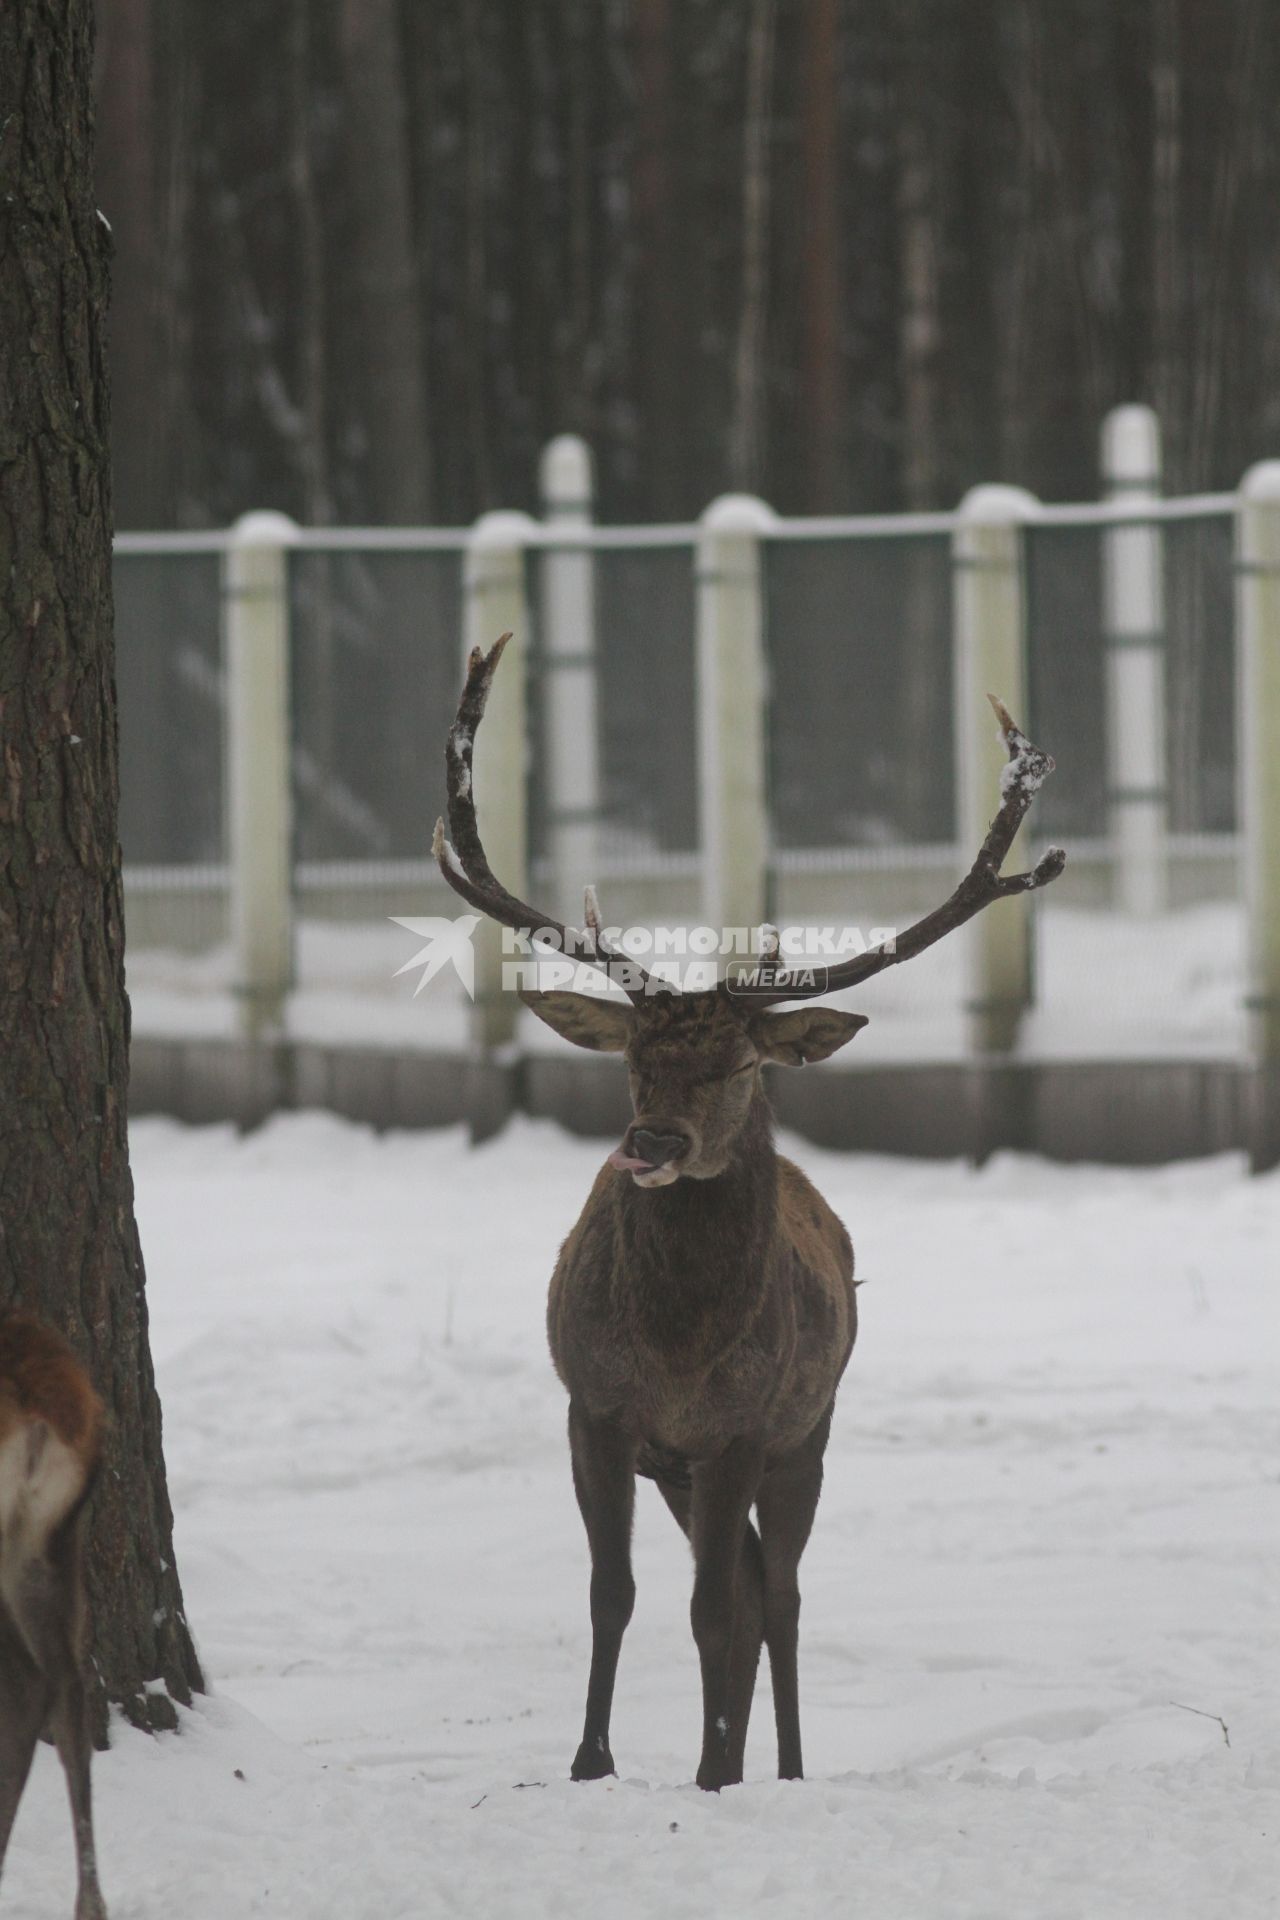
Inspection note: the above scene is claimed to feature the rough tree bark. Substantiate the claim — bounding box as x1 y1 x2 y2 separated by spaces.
0 0 204 1739
93 0 160 527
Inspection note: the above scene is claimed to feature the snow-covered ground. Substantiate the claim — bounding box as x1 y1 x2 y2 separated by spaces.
4 1115 1277 1918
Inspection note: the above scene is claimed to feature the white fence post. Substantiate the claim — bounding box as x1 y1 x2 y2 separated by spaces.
538 435 599 921
1237 465 1280 1100
1101 404 1167 915
224 511 297 1038
696 494 775 961
464 511 536 1050
953 485 1039 1054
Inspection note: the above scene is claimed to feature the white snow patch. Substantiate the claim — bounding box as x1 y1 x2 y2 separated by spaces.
999 752 1047 799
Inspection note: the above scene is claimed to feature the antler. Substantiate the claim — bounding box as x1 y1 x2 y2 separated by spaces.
740 695 1066 1007
433 633 652 1001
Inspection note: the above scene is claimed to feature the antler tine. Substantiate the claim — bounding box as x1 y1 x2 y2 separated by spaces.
744 697 1066 1008
722 920 782 999
433 634 653 1003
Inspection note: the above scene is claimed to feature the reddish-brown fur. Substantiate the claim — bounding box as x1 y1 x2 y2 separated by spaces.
0 1312 104 1465
0 1309 108 1919
530 985 864 1789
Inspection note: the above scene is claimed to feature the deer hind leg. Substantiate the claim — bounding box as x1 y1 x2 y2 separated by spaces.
0 1600 50 1888
653 1476 764 1780
7 1513 106 1920
755 1407 834 1782
689 1437 765 1792
567 1405 637 1782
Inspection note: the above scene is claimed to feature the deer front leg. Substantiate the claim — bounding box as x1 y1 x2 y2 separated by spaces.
652 1477 764 1781
690 1436 765 1791
567 1405 637 1782
755 1405 833 1782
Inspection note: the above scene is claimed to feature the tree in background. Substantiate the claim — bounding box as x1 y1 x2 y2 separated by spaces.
0 0 203 1735
97 0 1279 528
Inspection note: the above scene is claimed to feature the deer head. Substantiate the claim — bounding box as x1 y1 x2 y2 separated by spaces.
522 986 868 1184
433 633 1065 1184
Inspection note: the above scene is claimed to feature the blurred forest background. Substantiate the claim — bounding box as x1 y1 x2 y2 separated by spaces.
96 0 1278 531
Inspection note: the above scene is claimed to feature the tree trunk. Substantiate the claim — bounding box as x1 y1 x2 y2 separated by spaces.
727 0 777 495
800 0 843 512
896 85 941 508
1150 0 1182 486
339 0 432 524
94 0 160 527
0 0 204 1742
633 0 679 516
895 13 944 839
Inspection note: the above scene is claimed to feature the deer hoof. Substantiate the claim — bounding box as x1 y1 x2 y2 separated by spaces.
695 1760 741 1792
571 1737 616 1781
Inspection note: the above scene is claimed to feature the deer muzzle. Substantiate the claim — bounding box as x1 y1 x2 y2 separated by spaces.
609 1125 690 1186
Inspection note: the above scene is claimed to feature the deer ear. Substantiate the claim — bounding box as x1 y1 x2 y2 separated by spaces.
748 1007 869 1067
519 989 633 1053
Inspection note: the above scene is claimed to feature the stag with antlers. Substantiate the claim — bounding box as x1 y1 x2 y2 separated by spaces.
435 633 1064 1791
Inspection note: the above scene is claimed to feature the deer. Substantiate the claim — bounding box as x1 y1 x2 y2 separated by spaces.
0 1309 108 1919
434 632 1064 1791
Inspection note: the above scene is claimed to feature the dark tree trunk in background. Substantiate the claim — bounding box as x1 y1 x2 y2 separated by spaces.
94 0 160 526
633 0 679 514
339 0 431 523
895 3 944 835
1150 0 1183 487
458 0 493 510
993 5 1037 483
800 0 844 513
0 0 204 1740
895 16 940 511
727 0 777 494
290 0 334 530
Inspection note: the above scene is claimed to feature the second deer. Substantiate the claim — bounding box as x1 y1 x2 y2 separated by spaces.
435 634 1063 1790
0 1308 107 1919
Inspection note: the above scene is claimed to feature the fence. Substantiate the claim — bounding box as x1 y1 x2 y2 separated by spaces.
114 409 1280 1107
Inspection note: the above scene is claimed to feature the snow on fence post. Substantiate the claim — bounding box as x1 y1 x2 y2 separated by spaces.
538 435 599 922
1101 404 1168 916
953 486 1039 1054
1236 462 1280 1167
696 495 775 964
463 511 536 1052
224 511 297 1039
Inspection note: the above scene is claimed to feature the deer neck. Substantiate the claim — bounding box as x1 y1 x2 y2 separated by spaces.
614 1092 779 1330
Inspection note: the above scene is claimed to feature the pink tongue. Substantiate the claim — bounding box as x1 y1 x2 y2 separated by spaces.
608 1146 655 1173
